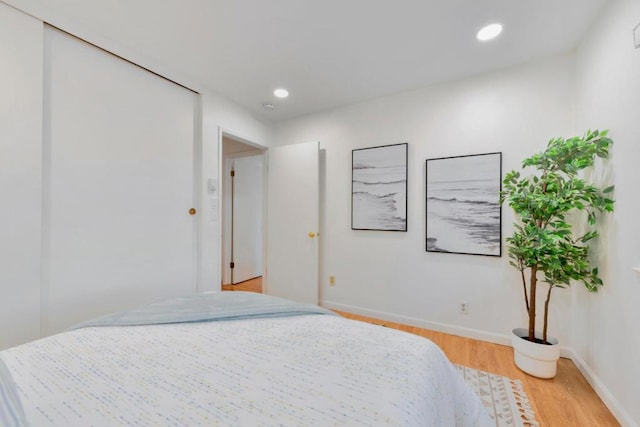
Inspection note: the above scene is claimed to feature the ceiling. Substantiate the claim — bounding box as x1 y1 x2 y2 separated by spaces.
39 0 609 122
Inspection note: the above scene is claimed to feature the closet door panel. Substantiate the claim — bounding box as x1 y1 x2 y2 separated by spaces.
44 27 197 334
0 3 43 349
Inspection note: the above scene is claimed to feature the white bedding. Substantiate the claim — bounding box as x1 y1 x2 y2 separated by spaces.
1 313 491 426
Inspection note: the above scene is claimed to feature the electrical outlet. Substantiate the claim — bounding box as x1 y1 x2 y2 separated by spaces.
460 302 469 315
329 276 336 286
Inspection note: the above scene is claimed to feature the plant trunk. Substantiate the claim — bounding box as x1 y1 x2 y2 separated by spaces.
528 192 547 343
543 284 553 344
528 266 537 342
520 268 529 312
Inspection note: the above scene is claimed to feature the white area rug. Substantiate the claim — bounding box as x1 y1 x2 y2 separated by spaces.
456 365 540 427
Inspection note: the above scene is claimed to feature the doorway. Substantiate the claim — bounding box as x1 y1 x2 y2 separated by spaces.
220 134 266 293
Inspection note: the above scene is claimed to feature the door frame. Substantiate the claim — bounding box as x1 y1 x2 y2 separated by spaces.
217 127 268 292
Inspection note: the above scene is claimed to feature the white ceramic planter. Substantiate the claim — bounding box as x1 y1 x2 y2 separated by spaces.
512 328 560 379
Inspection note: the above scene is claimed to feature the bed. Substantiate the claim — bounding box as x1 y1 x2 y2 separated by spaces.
0 292 492 426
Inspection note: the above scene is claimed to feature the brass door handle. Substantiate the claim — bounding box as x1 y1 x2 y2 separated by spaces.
308 232 316 238
189 208 197 215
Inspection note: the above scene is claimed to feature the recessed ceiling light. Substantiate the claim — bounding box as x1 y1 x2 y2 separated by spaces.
477 23 503 42
262 103 275 110
274 88 289 98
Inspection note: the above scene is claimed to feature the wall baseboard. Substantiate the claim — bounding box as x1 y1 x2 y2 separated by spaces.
564 348 637 427
321 299 512 346
321 299 573 357
321 299 635 427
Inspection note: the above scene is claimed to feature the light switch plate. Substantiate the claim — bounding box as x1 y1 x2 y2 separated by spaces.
207 178 217 193
634 22 640 49
210 198 218 222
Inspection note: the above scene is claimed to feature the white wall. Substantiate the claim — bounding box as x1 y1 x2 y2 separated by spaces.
574 1 640 425
200 92 272 292
1 0 636 423
0 2 42 349
1 0 273 296
0 0 272 347
275 54 576 346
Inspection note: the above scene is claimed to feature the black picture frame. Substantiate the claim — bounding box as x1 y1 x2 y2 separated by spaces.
352 143 408 231
425 152 502 256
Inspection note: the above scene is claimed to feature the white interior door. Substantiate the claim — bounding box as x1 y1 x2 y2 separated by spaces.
0 3 43 349
230 155 263 284
266 141 319 304
43 27 198 334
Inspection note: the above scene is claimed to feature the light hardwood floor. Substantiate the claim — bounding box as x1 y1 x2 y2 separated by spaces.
221 276 263 293
221 278 618 426
335 310 619 427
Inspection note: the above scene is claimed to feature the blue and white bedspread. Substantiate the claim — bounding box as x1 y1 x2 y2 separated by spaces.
70 291 337 329
0 358 28 427
1 292 492 426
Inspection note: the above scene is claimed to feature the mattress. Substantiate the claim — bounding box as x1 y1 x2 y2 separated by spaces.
0 292 492 426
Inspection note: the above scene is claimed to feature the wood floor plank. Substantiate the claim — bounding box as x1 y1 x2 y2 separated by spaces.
219 281 617 425
333 310 619 427
221 276 262 293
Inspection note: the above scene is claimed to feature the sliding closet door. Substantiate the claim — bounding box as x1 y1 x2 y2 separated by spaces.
43 27 198 334
0 3 43 349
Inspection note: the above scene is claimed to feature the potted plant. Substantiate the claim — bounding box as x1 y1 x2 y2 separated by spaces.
500 130 615 378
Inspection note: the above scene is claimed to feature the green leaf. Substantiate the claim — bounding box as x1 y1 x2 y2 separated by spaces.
503 129 614 337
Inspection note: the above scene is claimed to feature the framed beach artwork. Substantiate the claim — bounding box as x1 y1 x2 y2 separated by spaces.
352 143 408 231
425 152 502 256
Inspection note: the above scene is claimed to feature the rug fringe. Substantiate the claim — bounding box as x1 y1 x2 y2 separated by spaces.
455 364 540 427
509 379 540 427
